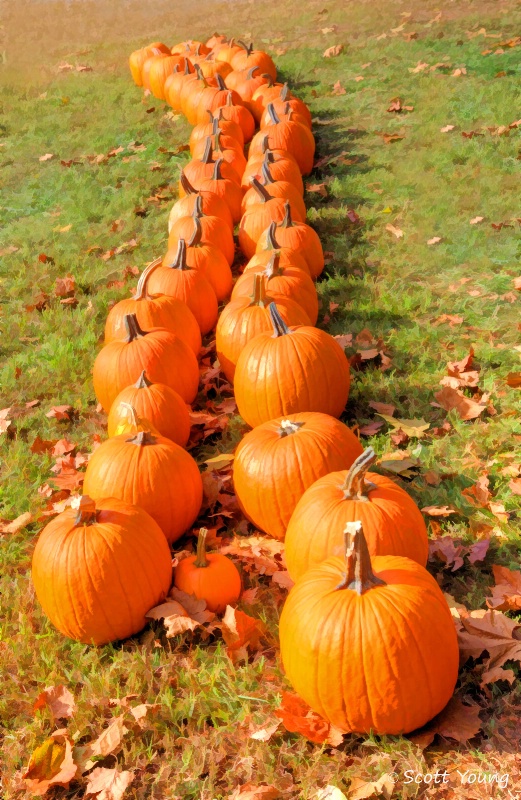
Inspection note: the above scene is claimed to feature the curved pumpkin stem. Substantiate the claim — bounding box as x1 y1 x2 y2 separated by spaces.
180 170 197 196
237 40 254 56
280 83 289 101
249 176 272 203
188 215 203 247
249 273 269 307
134 257 163 300
263 151 275 168
268 302 290 337
336 521 386 593
264 251 281 280
210 111 219 129
166 238 189 270
260 134 271 155
183 60 192 76
278 419 304 437
266 103 281 125
225 91 235 107
247 65 260 79
201 137 214 165
265 221 281 250
126 430 157 447
216 73 227 90
341 448 378 500
194 527 210 568
212 157 225 181
280 201 294 229
73 495 98 526
192 194 204 219
260 159 275 186
124 313 147 342
135 370 152 389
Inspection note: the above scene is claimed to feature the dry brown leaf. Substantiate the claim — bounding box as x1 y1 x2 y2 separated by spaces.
385 223 403 238
410 697 482 749
145 600 203 637
470 215 484 224
434 386 488 420
76 715 127 773
377 414 429 438
461 474 490 506
349 773 395 799
271 570 295 590
457 608 521 680
0 511 33 535
422 505 458 517
317 786 347 800
275 692 345 745
509 477 521 495
427 236 442 245
506 372 521 388
33 685 76 720
487 565 521 611
331 80 346 95
229 784 281 800
23 729 77 795
368 401 395 416
39 153 54 162
323 44 344 58
221 606 265 663
440 124 455 132
248 718 281 742
85 767 134 800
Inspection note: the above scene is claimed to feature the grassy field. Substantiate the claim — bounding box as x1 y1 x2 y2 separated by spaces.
2 0 521 796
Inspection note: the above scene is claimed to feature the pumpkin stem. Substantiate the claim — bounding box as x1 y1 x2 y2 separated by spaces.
265 221 281 250
260 134 271 154
180 170 197 196
126 430 157 446
73 495 98 526
166 238 189 270
201 137 214 164
247 65 260 79
266 103 280 125
212 157 224 181
216 73 226 90
208 109 216 124
336 521 386 593
225 91 235 107
280 83 289 101
183 60 191 76
249 273 269 307
124 313 147 342
260 159 275 186
285 105 294 122
194 527 210 568
263 151 275 166
268 302 290 337
238 40 253 56
213 129 222 152
341 448 378 500
135 370 152 389
264 251 281 280
192 194 204 219
134 257 163 300
188 215 203 247
278 419 304 437
280 201 294 228
194 63 204 81
249 176 272 203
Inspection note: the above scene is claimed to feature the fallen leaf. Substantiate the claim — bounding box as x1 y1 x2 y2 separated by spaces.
323 44 344 58
440 124 455 133
77 715 127 773
46 405 74 421
378 133 404 145
203 453 235 470
470 216 484 225
33 685 76 720
39 153 54 162
427 236 442 245
509 477 521 495
271 570 295 590
359 420 384 436
306 182 328 197
422 505 458 517
0 511 33 535
23 729 77 795
385 223 403 238
221 606 265 663
248 718 281 742
380 458 418 475
85 767 134 800
488 501 509 523
332 80 346 95
457 608 521 681
317 788 348 800
487 565 521 611
434 386 488 420
377 414 429 438
349 773 395 800
275 692 344 745
55 274 76 298
333 333 353 349
229 784 281 800
145 599 206 638
410 697 482 749
429 537 466 571
506 372 521 388
462 474 490 506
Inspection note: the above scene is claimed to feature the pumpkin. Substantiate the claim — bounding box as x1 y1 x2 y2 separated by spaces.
197 53 233 81
164 214 232 301
147 239 218 335
197 158 244 225
233 413 363 540
249 104 315 175
232 252 318 324
194 74 243 125
238 178 304 260
148 54 185 100
244 223 310 275
93 313 199 411
192 130 246 181
83 423 203 544
142 52 170 92
258 83 312 127
174 528 241 613
129 42 170 86
279 520 459 735
241 160 307 220
181 138 241 195
215 39 243 65
171 40 210 56
285 447 429 581
260 100 310 130
213 91 255 142
234 303 350 427
249 80 285 122
230 41 277 81
206 32 228 49
32 495 172 645
107 371 191 447
231 66 272 113
168 195 235 266
165 60 196 111
257 202 324 278
104 259 201 356
216 274 310 382
181 67 219 124
242 146 304 194
189 111 244 153
169 170 234 232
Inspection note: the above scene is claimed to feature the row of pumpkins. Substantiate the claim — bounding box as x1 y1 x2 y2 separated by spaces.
32 34 459 737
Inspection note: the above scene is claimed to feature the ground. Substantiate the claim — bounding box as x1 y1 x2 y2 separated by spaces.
1 0 521 797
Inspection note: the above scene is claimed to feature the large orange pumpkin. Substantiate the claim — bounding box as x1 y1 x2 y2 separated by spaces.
169 171 234 232
104 259 201 356
32 496 172 645
192 130 246 181
231 66 272 113
257 202 324 278
249 104 315 175
258 83 312 128
238 178 304 260
189 112 244 153
229 41 277 81
233 412 363 540
242 146 304 194
285 447 429 580
216 274 309 382
181 139 241 197
83 424 203 544
279 520 459 734
213 91 255 142
241 160 306 220
174 528 241 613
197 158 244 225
167 196 235 266
194 74 243 125
148 54 185 100
165 60 196 111
129 42 171 86
244 223 310 275
234 303 350 427
93 313 199 411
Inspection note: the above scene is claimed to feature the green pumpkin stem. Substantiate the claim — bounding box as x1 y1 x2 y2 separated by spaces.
278 419 304 437
249 273 269 307
341 448 378 500
74 495 98 526
124 313 147 342
249 176 272 203
336 521 386 593
194 527 210 568
266 103 280 125
180 170 196 196
135 258 162 300
268 302 290 337
135 370 152 389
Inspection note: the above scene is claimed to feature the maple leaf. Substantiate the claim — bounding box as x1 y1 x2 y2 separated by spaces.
377 414 429 438
359 420 384 436
316 788 347 800
85 767 134 800
487 565 521 611
410 697 482 749
203 453 235 470
55 275 75 298
331 80 346 95
429 537 466 571
221 606 265 663
378 132 404 144
506 372 521 388
427 236 442 245
457 608 521 682
23 729 77 795
470 215 484 224
146 600 205 638
434 386 488 420
323 44 343 57
271 570 295 590
75 715 127 773
333 333 353 349
461 474 490 507
274 692 345 745
248 718 281 742
33 685 76 720
385 223 403 238
306 182 328 197
368 401 395 416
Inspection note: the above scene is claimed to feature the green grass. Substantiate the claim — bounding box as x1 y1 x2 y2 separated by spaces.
2 0 521 796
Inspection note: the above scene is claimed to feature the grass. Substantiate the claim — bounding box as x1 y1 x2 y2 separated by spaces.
2 0 521 796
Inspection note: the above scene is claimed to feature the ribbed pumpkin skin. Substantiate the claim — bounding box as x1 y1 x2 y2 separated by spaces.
213 97 255 142
239 198 304 260
129 43 170 86
192 135 247 179
260 96 312 128
234 324 350 427
279 555 459 734
146 264 218 335
83 433 203 544
168 213 235 266
198 170 244 225
189 117 244 152
285 470 429 580
233 413 363 540
241 180 307 221
93 326 199 412
232 265 318 325
257 218 324 279
32 498 172 645
174 554 241 612
107 381 191 447
242 152 304 194
230 48 277 82
216 295 310 382
168 192 234 232
249 121 315 175
104 293 201 356
148 55 183 99
244 248 310 276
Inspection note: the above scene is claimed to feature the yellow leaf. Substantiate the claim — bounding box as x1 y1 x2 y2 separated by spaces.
24 729 77 795
377 414 429 438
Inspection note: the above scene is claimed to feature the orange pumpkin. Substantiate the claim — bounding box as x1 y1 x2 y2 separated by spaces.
257 202 324 278
169 171 234 232
197 158 244 225
167 195 235 266
258 83 312 127
174 528 241 613
93 313 199 411
249 104 315 175
230 41 277 81
104 259 201 356
234 303 350 427
244 223 310 275
285 447 429 580
242 146 304 194
107 371 191 447
260 98 312 130
165 60 196 111
171 40 210 56
189 112 244 153
238 178 304 259
249 80 285 122
280 520 459 734
142 52 170 92
241 160 307 220
83 424 203 544
232 66 272 113
181 138 241 196
32 495 172 645
148 54 185 100
192 130 246 181
216 274 310 382
129 42 171 86
233 413 363 540
194 74 243 125
213 91 256 142
215 39 243 65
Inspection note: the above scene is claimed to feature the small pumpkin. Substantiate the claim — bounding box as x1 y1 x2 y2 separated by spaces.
233 412 363 540
213 92 255 143
279 520 459 734
147 239 218 335
241 160 307 220
32 495 172 645
168 194 235 266
238 178 304 260
230 41 277 81
104 259 201 356
164 215 232 301
231 66 272 113
249 104 315 175
169 170 234 232
107 372 191 447
174 528 242 613
93 313 199 411
129 42 170 86
244 223 310 275
216 274 310 382
257 202 324 278
285 447 429 581
206 32 228 49
242 146 304 194
83 422 203 544
234 303 350 427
